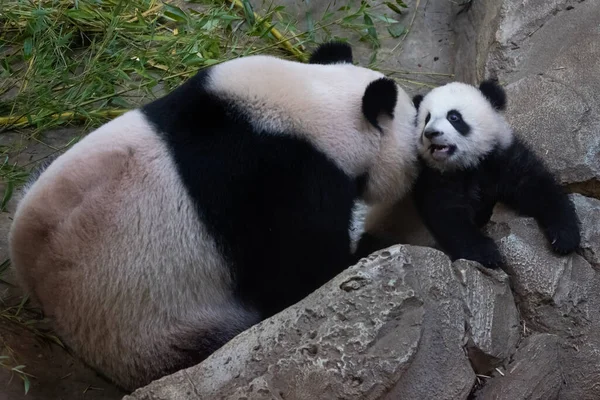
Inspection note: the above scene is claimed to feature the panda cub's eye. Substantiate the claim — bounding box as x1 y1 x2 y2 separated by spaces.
425 113 431 124
447 111 462 122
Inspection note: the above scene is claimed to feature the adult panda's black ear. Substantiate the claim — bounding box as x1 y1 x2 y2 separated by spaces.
309 41 353 65
362 77 397 130
479 79 507 111
412 94 424 110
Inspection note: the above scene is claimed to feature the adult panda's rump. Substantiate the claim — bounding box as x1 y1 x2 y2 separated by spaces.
20 155 58 198
8 110 249 390
8 141 134 307
95 300 260 391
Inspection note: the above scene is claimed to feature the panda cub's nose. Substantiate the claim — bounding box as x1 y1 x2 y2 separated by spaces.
424 129 443 139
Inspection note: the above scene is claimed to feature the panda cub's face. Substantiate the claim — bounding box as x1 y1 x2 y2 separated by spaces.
415 81 513 172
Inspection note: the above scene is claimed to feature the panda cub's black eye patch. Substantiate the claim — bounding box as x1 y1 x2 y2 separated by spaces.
447 110 470 135
425 113 431 124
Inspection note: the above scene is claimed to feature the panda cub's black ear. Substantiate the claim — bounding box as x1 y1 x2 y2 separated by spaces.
309 41 353 65
362 77 397 130
479 79 507 111
412 94 424 110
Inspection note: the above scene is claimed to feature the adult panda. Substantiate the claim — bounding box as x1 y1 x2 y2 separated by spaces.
356 79 581 268
8 42 419 391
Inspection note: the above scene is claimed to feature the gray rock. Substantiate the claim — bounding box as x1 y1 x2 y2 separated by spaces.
572 194 600 270
125 245 475 400
560 334 600 400
473 331 600 400
455 0 600 190
453 260 520 374
473 333 563 400
487 195 600 336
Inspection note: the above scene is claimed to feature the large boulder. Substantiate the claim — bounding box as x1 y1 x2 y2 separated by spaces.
126 245 502 400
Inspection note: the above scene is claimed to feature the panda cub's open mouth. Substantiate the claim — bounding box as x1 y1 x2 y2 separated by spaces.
429 144 457 160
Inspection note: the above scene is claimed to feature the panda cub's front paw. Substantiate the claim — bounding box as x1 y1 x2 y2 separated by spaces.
454 239 504 269
546 225 581 255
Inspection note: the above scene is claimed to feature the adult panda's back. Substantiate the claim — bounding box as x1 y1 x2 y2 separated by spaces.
141 66 360 317
9 110 258 389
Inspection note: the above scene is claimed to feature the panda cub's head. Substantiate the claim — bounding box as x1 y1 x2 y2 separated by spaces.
414 80 513 172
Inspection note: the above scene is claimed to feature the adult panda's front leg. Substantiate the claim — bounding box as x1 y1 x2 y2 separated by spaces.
414 175 504 269
498 137 581 255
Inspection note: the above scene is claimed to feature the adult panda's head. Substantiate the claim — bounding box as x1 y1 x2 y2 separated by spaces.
206 41 419 204
414 80 513 172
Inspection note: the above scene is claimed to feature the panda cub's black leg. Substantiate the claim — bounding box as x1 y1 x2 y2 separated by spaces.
499 138 581 255
420 211 504 269
414 173 504 268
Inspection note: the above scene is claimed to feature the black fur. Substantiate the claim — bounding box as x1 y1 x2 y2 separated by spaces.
362 77 398 130
356 172 369 197
308 41 353 65
447 110 471 135
142 68 357 320
479 79 507 111
412 94 424 110
412 136 580 268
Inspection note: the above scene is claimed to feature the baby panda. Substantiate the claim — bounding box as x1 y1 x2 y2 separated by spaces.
8 42 419 391
356 79 581 268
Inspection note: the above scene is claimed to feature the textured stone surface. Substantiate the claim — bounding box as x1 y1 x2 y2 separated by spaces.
560 334 600 400
486 195 600 336
455 0 600 189
473 334 563 400
573 194 600 270
453 260 520 374
473 331 600 400
125 246 476 400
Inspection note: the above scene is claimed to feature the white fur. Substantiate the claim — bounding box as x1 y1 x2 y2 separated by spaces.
208 55 419 204
9 110 260 390
416 82 513 172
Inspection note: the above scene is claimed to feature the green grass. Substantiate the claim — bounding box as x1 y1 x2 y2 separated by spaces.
0 0 421 394
0 0 418 190
0 0 410 132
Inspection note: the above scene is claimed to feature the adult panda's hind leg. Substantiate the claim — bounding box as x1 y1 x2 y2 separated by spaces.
139 305 261 390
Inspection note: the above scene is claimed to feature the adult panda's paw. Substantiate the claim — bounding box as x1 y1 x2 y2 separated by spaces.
546 224 581 255
453 239 504 269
